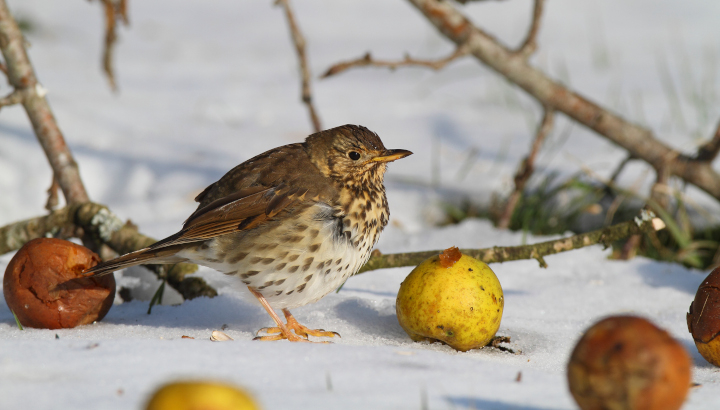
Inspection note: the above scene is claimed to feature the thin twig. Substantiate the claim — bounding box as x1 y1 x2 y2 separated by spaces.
322 45 470 79
608 154 635 185
650 164 671 212
604 161 649 226
276 0 322 132
604 194 626 226
0 88 22 108
101 0 117 91
405 0 720 203
497 108 554 229
617 233 641 260
99 0 129 92
696 120 720 162
0 0 212 301
515 0 545 59
0 0 89 204
358 211 665 273
45 176 60 211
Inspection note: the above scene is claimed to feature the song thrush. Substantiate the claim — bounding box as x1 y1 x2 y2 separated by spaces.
83 124 412 342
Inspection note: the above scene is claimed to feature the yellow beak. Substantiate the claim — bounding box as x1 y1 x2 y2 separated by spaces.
371 149 413 163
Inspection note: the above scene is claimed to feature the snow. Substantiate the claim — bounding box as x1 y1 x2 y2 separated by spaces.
1 0 720 408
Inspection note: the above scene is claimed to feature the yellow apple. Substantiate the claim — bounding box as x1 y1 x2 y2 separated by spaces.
396 247 504 352
145 381 260 410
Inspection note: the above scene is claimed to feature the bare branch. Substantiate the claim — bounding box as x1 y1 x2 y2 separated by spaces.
497 108 554 229
358 212 665 273
608 154 635 185
405 0 720 203
696 120 720 162
45 176 60 212
276 0 322 133
0 1 213 300
322 45 470 79
0 0 89 204
0 202 216 300
617 233 641 260
515 0 545 59
101 0 117 91
0 88 22 108
0 60 7 75
650 164 672 211
623 165 673 261
99 0 129 92
0 204 661 294
118 0 129 24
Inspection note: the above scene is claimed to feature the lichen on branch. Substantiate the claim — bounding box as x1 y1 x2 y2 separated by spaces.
357 212 665 273
0 203 215 300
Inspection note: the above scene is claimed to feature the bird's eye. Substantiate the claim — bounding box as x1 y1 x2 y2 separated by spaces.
348 151 361 161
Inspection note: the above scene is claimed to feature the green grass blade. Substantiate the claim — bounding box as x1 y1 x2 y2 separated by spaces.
147 280 166 315
11 309 23 330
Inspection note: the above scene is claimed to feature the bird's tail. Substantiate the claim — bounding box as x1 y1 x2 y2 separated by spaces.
82 246 188 278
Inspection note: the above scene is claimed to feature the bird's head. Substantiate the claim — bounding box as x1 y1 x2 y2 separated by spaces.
305 125 412 190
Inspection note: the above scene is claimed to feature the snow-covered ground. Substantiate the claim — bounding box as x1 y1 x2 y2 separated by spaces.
1 0 720 408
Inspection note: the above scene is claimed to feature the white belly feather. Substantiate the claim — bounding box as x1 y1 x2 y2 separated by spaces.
178 202 376 310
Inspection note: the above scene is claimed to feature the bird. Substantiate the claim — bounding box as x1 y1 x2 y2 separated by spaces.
83 124 412 342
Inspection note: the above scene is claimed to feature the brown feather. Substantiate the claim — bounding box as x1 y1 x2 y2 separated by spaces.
83 245 188 277
85 185 304 277
184 186 269 227
84 126 392 279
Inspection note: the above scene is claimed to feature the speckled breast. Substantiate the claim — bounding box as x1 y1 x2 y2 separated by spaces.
181 199 386 310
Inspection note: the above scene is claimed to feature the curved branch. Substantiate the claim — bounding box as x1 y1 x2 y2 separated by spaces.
276 0 322 133
358 212 665 273
497 107 554 229
0 0 89 204
696 120 720 162
99 0 129 91
515 0 545 59
0 88 22 108
405 0 720 202
322 45 470 79
45 177 60 211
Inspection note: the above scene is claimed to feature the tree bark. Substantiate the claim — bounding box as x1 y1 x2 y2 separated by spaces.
406 0 720 201
0 0 89 204
0 202 215 300
358 211 664 273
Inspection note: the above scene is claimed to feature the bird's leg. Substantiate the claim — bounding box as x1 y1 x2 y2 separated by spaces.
255 306 340 340
280 309 341 339
248 287 308 342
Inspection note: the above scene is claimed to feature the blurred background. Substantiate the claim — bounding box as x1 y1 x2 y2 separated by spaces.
1 3 720 408
2 0 720 270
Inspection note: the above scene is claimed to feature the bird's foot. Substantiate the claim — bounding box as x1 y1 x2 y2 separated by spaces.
254 327 333 344
281 308 341 339
257 324 339 339
253 330 310 343
254 308 340 342
247 288 338 343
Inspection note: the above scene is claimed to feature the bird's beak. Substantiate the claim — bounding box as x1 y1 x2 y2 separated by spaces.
371 149 413 163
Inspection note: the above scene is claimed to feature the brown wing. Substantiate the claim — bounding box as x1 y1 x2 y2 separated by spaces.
194 143 310 208
158 185 310 247
83 185 311 277
84 141 337 277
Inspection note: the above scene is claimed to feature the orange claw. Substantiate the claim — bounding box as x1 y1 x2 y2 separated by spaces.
248 288 339 343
